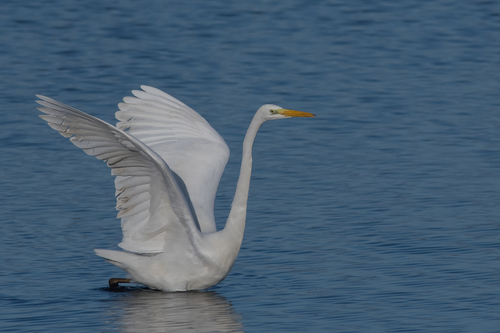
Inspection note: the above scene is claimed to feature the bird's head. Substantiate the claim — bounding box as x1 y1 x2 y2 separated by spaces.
257 104 315 121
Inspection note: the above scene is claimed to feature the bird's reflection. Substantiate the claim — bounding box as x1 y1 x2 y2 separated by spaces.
112 288 244 333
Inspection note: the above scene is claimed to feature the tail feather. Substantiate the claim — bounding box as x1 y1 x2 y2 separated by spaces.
94 249 137 270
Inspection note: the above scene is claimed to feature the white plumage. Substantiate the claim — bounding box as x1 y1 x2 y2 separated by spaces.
37 86 314 291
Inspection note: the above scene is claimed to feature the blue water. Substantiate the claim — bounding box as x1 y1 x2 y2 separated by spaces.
2 0 500 331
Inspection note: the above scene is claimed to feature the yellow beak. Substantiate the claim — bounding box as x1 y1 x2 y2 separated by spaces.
277 109 316 117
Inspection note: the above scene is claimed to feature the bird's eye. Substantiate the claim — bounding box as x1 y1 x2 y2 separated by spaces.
270 109 279 114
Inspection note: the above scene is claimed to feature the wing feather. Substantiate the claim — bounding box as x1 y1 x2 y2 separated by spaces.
115 86 230 233
37 94 200 254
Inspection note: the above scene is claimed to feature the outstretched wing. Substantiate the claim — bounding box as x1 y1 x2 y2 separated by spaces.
37 95 201 254
115 86 230 233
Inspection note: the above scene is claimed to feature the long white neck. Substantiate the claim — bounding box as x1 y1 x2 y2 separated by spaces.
222 113 264 255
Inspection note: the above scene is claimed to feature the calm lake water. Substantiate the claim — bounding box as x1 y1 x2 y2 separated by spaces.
2 0 500 332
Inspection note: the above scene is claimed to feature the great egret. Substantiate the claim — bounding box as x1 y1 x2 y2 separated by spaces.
36 86 314 291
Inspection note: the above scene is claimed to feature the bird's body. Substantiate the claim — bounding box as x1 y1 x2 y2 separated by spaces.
37 86 314 291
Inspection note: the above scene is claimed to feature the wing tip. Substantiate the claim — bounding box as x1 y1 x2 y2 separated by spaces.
35 95 52 106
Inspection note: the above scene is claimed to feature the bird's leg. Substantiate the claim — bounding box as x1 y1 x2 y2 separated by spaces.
109 278 131 290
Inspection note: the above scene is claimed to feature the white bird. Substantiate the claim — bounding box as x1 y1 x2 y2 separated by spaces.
36 86 314 291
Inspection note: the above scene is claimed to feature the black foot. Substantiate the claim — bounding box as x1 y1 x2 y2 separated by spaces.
109 278 131 290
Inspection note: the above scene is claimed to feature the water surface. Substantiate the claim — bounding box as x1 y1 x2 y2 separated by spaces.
1 0 500 332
